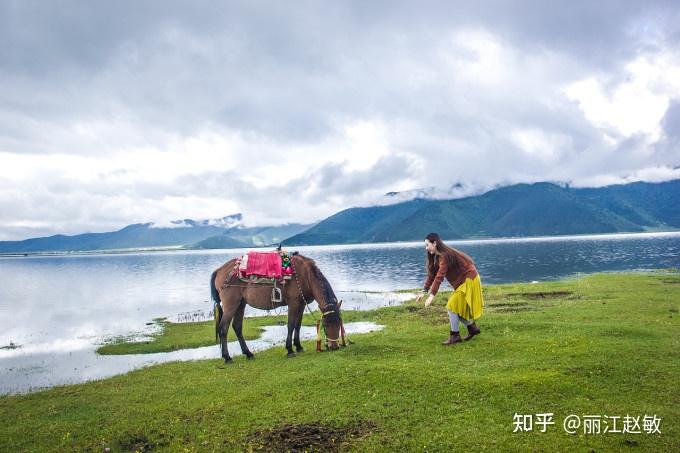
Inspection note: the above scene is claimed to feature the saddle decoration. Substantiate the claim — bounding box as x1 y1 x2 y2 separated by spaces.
235 250 294 284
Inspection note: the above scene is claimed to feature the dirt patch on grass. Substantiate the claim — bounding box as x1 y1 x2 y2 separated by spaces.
246 421 377 452
488 302 530 308
493 306 539 313
487 302 539 313
507 291 574 299
116 433 164 452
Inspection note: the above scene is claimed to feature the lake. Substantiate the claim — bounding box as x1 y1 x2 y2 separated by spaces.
1 231 679 394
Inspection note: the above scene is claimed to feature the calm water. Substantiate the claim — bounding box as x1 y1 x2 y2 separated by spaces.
1 231 679 394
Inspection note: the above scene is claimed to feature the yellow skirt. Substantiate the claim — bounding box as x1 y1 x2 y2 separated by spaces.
446 275 484 320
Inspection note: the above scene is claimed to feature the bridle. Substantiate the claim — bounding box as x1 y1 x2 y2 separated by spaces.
317 304 345 348
319 303 344 344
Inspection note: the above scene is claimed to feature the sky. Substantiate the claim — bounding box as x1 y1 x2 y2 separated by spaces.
1 1 680 240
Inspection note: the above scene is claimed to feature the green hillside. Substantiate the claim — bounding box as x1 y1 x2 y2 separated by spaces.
284 180 680 245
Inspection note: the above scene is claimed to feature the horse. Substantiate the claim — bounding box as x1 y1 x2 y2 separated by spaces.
210 253 343 362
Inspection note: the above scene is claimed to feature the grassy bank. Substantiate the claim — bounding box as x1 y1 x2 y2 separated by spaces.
1 272 679 452
97 318 265 355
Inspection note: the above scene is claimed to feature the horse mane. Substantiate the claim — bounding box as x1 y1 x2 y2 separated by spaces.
297 256 340 320
310 261 337 306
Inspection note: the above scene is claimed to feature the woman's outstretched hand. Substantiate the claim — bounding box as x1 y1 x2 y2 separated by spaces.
415 292 425 304
424 294 434 307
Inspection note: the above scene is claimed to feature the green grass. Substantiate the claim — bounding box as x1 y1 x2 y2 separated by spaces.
1 272 679 452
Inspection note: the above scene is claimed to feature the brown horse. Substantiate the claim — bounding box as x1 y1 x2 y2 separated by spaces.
210 253 343 362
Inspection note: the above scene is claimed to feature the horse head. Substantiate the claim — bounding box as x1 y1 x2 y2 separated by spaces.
309 262 343 350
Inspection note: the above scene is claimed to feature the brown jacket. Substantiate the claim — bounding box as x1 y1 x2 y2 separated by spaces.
424 251 478 295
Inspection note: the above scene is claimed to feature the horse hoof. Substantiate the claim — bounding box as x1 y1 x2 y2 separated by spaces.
296 347 304 353
246 354 255 360
287 352 296 358
224 358 233 364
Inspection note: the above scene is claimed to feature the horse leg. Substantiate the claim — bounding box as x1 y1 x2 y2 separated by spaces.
293 302 305 353
218 294 240 364
232 300 254 360
286 308 297 358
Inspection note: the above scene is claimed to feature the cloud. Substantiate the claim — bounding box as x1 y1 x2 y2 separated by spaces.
564 52 680 141
662 99 680 139
1 1 680 239
173 152 420 226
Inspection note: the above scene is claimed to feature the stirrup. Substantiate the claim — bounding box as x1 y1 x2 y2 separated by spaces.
271 285 283 303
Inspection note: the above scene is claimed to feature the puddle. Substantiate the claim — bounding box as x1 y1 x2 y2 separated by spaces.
0 322 384 395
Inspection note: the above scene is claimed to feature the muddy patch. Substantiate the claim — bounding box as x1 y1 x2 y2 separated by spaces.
488 302 530 308
487 302 539 313
116 432 164 452
246 421 377 452
492 306 539 313
507 291 574 300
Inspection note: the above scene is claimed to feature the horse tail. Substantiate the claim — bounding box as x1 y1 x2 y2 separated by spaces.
210 270 223 343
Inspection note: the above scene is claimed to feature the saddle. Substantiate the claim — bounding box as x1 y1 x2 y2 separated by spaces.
231 250 294 303
237 251 294 279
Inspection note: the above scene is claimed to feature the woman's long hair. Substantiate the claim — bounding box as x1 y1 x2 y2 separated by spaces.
425 232 473 275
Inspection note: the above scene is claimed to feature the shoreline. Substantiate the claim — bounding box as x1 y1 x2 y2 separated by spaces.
2 229 680 258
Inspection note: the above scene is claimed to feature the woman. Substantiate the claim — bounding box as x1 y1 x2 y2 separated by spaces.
415 233 484 345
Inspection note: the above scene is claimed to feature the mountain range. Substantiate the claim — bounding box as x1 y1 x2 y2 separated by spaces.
283 180 680 245
0 214 311 253
1 179 678 253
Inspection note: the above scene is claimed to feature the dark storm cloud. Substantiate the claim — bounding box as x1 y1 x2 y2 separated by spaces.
2 0 677 150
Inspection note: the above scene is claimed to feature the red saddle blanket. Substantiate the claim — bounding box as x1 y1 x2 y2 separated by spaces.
241 251 283 279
